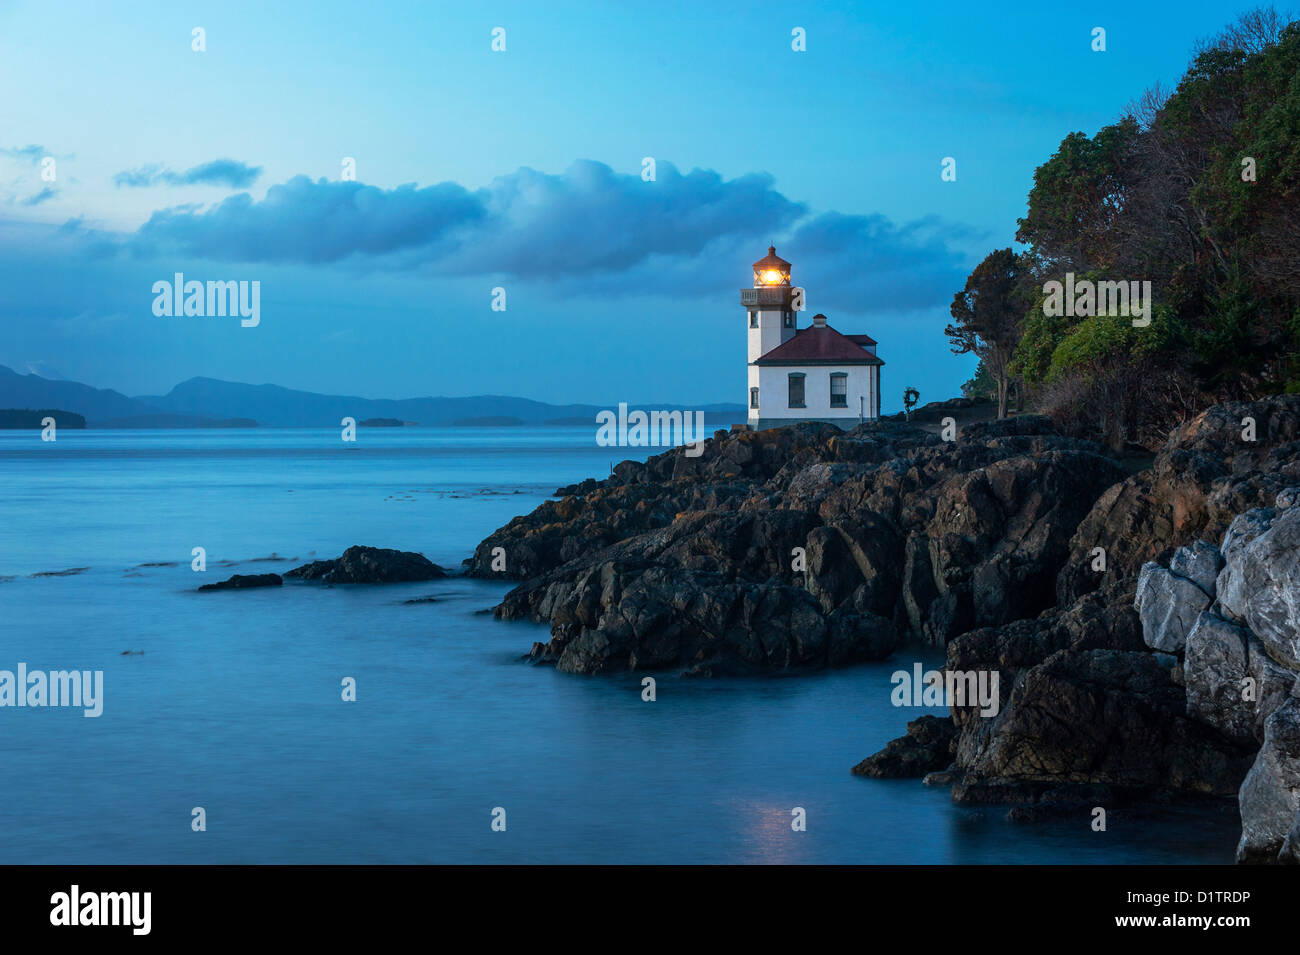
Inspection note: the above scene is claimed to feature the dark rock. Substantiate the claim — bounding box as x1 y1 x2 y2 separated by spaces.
198 573 282 591
286 546 446 584
479 415 1127 671
516 561 902 675
1058 396 1300 604
852 716 956 778
946 583 1253 805
957 647 1251 797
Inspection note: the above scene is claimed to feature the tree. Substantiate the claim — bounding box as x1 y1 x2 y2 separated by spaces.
1011 9 1300 439
946 248 1029 419
903 387 920 422
960 360 993 401
1015 298 1186 449
1015 119 1141 274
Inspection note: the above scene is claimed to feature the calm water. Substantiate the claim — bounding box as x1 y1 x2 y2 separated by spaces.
0 428 1238 863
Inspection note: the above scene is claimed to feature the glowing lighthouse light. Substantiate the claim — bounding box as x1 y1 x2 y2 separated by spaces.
752 245 791 287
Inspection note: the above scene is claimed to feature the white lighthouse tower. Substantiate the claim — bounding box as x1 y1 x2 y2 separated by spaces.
743 246 884 430
744 246 797 426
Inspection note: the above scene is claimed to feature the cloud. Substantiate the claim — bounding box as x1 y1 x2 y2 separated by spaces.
114 159 263 189
442 162 806 279
126 161 807 278
131 175 485 263
788 212 985 311
20 187 59 206
0 145 47 164
537 207 980 311
25 158 976 313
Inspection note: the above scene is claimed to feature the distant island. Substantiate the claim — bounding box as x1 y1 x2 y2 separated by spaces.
0 365 744 430
0 408 86 429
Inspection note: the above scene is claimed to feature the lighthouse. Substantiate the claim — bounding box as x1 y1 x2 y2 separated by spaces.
743 246 883 430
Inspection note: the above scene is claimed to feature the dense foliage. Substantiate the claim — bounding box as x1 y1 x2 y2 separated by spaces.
958 9 1300 448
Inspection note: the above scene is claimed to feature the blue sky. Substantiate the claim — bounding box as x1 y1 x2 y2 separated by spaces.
0 0 1274 410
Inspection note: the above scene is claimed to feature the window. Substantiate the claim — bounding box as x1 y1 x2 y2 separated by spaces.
750 387 759 409
830 373 848 408
749 311 758 328
783 310 793 328
788 373 805 409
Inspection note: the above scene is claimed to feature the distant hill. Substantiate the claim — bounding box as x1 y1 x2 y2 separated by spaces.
0 408 86 429
135 375 745 428
0 365 154 423
98 414 258 429
453 416 524 427
0 365 746 429
0 366 249 428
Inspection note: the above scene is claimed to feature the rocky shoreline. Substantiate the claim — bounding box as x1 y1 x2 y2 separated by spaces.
466 396 1300 863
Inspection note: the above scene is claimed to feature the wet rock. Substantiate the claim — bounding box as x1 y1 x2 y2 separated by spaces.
286 546 446 584
519 561 902 676
852 716 956 778
955 647 1253 800
477 416 1122 649
198 573 282 591
942 583 1251 805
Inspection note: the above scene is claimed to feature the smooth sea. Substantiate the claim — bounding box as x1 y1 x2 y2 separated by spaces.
0 428 1239 863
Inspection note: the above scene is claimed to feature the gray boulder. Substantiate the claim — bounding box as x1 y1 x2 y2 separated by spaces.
1275 487 1300 510
1216 508 1300 670
1237 698 1300 863
1134 562 1212 652
1184 611 1298 746
1169 539 1223 597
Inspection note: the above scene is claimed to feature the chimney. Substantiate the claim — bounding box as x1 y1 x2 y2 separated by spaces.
812 312 827 328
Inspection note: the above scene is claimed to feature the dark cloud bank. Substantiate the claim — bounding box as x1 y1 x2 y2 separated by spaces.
107 159 977 308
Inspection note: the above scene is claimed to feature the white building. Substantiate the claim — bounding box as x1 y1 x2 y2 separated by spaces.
744 246 882 430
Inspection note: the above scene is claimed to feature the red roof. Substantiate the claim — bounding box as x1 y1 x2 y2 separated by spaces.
752 245 791 271
755 323 883 365
845 333 878 347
